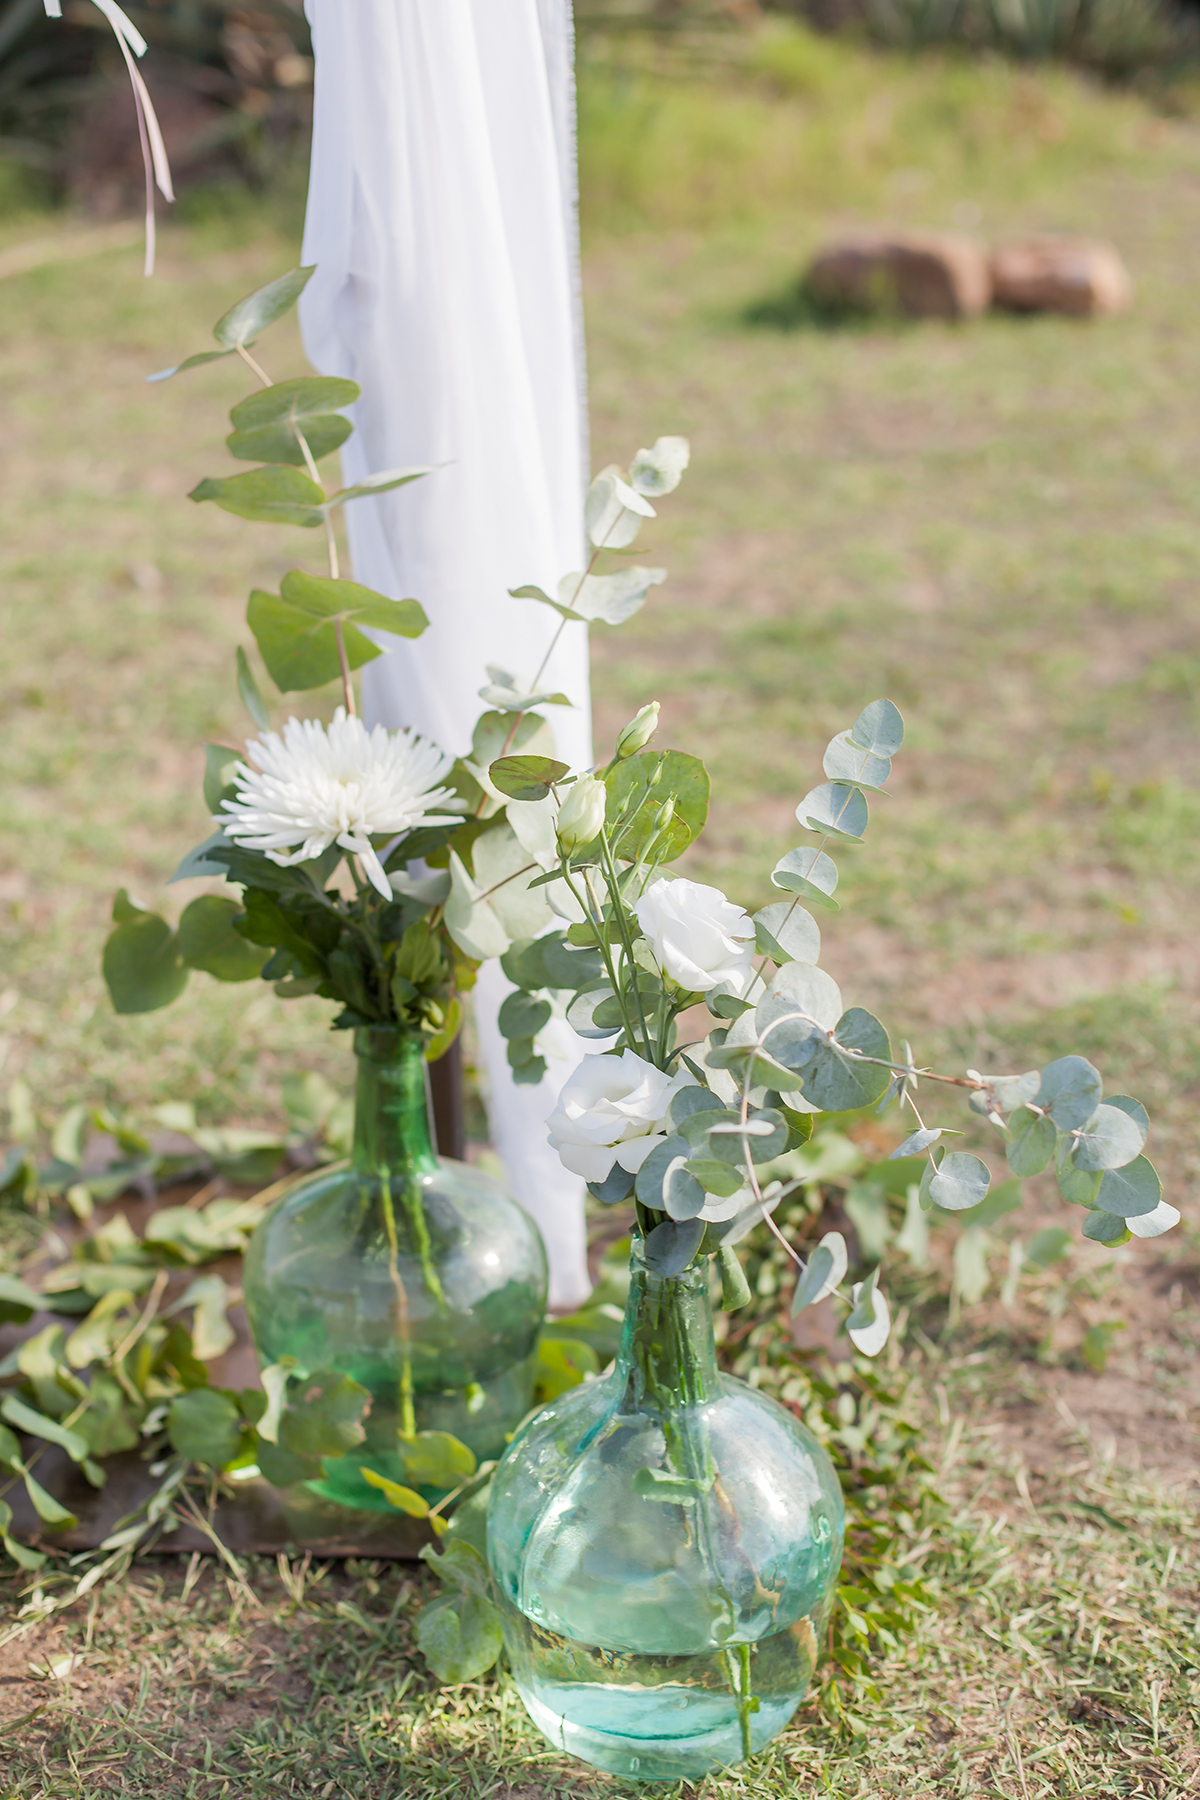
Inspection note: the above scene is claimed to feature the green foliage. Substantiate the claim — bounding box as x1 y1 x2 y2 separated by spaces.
246 573 426 693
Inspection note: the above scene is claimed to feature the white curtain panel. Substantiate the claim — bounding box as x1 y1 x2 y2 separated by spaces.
299 0 593 1308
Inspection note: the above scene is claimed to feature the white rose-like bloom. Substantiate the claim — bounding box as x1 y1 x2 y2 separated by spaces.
546 1049 696 1182
634 876 757 998
220 707 459 900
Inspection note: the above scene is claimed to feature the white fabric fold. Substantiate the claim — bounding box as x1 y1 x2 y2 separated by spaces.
299 0 593 1307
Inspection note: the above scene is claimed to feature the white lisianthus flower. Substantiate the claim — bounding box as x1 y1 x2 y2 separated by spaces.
220 707 458 900
634 876 757 999
546 1049 696 1182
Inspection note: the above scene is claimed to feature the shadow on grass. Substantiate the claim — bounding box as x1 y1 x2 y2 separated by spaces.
738 274 902 335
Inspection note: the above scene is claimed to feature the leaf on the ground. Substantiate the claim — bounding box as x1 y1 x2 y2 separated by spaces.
414 1591 503 1683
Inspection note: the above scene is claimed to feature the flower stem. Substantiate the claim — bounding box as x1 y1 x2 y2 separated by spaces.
378 1171 416 1440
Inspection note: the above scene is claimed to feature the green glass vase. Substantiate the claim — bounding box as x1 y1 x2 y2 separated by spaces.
487 1239 844 1781
243 1026 548 1512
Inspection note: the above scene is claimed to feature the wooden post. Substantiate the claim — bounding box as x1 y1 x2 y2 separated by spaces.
428 1036 466 1162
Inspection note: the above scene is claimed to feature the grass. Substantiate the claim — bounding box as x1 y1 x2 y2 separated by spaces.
3 17 1200 1795
3 1369 1198 1797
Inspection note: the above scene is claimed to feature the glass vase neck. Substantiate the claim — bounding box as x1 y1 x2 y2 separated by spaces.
613 1240 720 1411
351 1027 438 1177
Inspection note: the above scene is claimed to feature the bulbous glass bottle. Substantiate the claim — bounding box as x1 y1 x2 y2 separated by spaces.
243 1026 548 1512
487 1240 844 1781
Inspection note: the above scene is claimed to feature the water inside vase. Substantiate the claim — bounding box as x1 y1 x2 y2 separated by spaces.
499 1587 820 1781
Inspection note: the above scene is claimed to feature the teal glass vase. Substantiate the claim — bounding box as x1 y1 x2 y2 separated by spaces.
486 1239 844 1781
243 1026 548 1512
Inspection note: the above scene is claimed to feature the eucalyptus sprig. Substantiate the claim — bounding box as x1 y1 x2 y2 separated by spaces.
469 593 1175 1355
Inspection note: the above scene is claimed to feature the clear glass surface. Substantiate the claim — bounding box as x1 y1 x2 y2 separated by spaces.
243 1027 548 1512
487 1243 845 1781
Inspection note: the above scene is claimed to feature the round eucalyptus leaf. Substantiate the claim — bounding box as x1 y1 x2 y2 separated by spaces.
753 901 820 968
889 1127 942 1159
848 697 904 757
1036 1056 1103 1131
497 991 552 1041
488 755 569 802
796 781 868 842
928 1151 991 1213
642 1215 706 1276
802 1008 892 1112
1104 1094 1150 1136
683 1157 744 1198
635 1135 690 1211
770 846 839 912
1070 1102 1146 1173
587 1163 635 1206
666 1086 726 1131
755 961 843 1072
1095 1155 1161 1219
228 374 360 432
565 986 621 1040
1082 1210 1131 1247
822 731 891 792
227 412 352 468
1005 1109 1055 1177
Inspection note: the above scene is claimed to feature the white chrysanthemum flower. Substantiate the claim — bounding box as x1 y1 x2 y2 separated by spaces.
219 708 458 899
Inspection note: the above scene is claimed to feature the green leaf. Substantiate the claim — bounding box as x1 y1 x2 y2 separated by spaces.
236 646 271 730
0 1395 88 1463
549 566 666 626
796 781 869 841
112 886 148 923
415 1591 504 1683
1024 1225 1073 1268
604 749 710 863
202 744 242 814
147 347 236 383
228 413 352 467
753 901 820 967
226 376 360 465
1006 1109 1055 1177
847 698 904 757
1082 1211 1131 1247
802 1008 892 1112
684 1158 744 1197
717 1243 752 1310
636 1136 707 1220
928 1151 991 1212
1095 1155 1162 1219
0 1500 46 1570
102 913 188 1014
278 1370 370 1458
534 1336 599 1402
397 1431 477 1488
770 846 840 912
952 1227 990 1306
358 1467 430 1516
213 266 315 349
642 1216 705 1276
754 960 844 1072
168 1388 243 1468
1081 1320 1125 1371
630 1465 705 1505
0 1272 41 1325
20 1470 77 1529
497 991 552 1041
1105 1094 1150 1135
487 755 568 802
422 1537 494 1598
190 466 326 528
328 466 434 507
255 1438 322 1488
823 731 892 792
1070 1103 1146 1173
247 572 426 693
178 896 267 982
1036 1056 1103 1132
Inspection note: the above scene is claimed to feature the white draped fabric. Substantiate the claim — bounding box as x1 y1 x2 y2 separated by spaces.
298 0 593 1307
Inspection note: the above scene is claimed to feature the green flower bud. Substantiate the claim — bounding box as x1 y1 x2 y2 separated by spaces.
615 701 660 760
555 775 608 854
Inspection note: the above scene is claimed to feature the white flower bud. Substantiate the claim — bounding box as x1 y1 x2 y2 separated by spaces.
555 775 608 854
615 701 660 760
